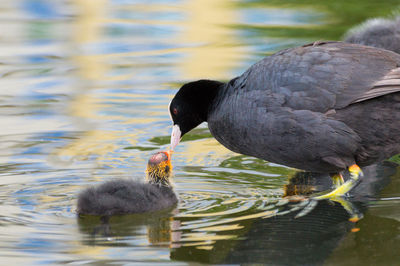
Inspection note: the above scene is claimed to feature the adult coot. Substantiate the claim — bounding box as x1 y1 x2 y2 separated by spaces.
344 16 400 54
169 41 400 199
77 151 177 216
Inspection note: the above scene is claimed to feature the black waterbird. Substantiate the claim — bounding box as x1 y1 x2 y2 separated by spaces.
169 41 400 199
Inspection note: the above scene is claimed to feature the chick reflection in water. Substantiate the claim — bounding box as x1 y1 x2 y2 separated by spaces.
77 211 179 246
77 151 177 216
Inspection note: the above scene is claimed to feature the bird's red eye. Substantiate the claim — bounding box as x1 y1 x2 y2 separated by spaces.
173 108 178 115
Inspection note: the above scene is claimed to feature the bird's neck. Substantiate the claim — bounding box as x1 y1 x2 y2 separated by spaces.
191 80 225 121
147 171 172 187
149 178 171 187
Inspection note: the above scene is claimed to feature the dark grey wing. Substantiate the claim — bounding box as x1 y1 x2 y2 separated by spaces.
239 42 400 112
264 109 362 172
352 67 400 103
209 90 362 172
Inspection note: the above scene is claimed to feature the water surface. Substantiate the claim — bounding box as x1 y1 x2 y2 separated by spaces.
0 0 399 264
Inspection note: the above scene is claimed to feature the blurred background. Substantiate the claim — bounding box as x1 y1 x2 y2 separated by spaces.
0 0 399 264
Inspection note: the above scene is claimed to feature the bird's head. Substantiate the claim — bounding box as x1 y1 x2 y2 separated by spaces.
169 79 224 150
146 151 173 187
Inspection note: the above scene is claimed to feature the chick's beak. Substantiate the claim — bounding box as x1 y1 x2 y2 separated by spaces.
170 124 181 150
162 150 172 162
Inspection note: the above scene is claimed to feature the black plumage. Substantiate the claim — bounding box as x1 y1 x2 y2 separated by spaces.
77 179 177 216
345 16 400 54
169 42 400 175
77 151 177 216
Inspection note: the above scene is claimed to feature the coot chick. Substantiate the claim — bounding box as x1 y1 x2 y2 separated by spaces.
77 151 177 216
344 16 400 54
169 41 400 199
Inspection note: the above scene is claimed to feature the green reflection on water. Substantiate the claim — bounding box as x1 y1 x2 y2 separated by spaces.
239 0 400 40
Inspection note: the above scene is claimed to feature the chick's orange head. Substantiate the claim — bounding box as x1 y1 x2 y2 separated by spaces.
146 151 172 181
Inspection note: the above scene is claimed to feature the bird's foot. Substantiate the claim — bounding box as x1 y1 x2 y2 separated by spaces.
313 178 359 200
331 173 344 187
349 164 363 180
313 164 363 200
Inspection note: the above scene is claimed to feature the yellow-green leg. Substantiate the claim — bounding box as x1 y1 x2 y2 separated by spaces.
314 164 363 200
331 173 344 187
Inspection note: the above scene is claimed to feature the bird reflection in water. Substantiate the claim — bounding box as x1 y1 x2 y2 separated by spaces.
171 161 398 265
282 167 364 221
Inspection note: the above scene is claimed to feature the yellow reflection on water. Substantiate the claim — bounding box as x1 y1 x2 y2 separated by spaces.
55 0 243 170
181 232 237 243
182 136 235 165
196 224 244 232
69 245 108 260
179 0 242 80
57 0 122 166
52 130 117 161
72 0 107 80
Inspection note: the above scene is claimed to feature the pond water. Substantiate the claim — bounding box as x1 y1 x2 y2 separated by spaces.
0 0 400 265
